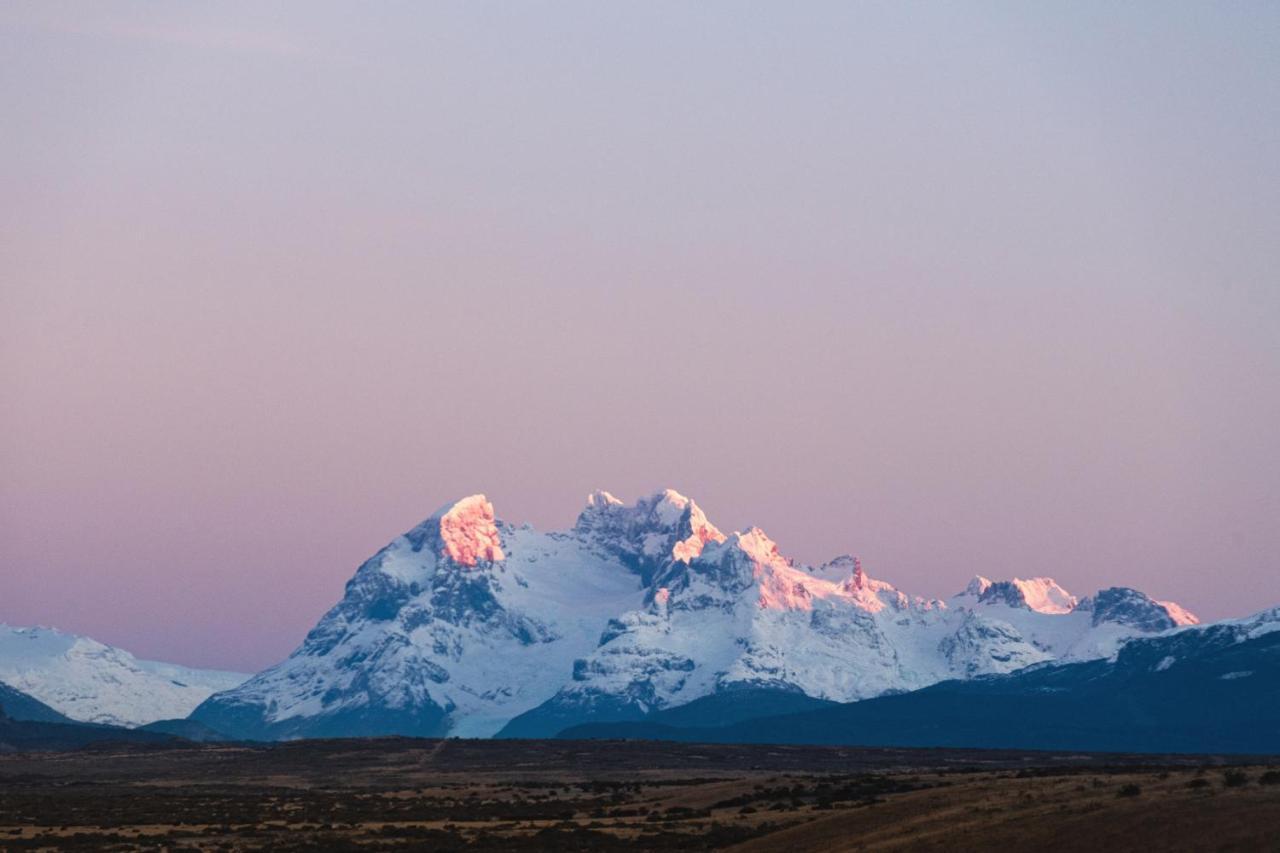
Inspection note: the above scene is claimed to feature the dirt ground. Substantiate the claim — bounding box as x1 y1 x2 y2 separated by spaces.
0 738 1275 851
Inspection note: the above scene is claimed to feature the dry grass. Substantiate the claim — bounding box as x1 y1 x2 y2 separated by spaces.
0 740 1274 851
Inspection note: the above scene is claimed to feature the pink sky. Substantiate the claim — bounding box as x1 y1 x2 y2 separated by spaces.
2 3 1278 670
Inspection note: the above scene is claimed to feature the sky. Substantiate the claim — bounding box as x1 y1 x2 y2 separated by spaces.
2 2 1278 672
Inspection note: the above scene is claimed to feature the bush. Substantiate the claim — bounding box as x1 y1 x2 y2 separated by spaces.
1117 784 1142 798
1259 770 1280 786
1187 778 1211 789
1224 770 1250 788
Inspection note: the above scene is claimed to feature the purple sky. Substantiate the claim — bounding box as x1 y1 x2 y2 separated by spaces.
3 3 1278 671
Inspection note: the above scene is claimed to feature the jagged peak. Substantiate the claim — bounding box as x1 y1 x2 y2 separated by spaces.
811 554 857 583
702 527 812 611
647 488 695 523
977 577 1077 614
575 488 725 567
731 526 784 566
958 575 993 597
1079 587 1197 632
683 526 787 579
812 555 884 594
584 490 624 510
429 494 505 567
1157 599 1200 627
701 531 910 613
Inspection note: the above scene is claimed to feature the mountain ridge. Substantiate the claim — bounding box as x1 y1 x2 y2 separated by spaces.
191 490 1214 742
557 605 1280 754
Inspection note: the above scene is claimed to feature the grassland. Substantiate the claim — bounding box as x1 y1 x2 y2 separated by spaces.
0 738 1276 851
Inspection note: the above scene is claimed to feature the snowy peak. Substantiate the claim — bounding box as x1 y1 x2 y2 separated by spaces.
675 531 909 614
667 526 786 598
1078 587 1199 632
1158 600 1201 627
724 527 815 611
430 495 505 567
978 577 1077 614
958 575 993 597
731 526 785 568
959 576 1199 631
808 556 902 607
575 489 725 577
584 490 624 510
810 555 861 584
0 624 247 727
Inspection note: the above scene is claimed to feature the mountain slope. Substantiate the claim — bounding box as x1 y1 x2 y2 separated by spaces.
0 625 249 727
560 607 1280 754
138 718 233 742
194 490 1203 741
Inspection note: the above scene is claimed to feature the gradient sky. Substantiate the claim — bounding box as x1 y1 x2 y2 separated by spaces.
2 2 1278 671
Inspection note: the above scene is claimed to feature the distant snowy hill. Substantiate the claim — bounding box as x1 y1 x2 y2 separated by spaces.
0 625 249 727
193 490 1206 741
562 606 1280 754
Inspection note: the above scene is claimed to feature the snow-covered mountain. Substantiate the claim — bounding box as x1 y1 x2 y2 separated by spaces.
560 606 1280 754
0 625 249 727
193 489 1204 740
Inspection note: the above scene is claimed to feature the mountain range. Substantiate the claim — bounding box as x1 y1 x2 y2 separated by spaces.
4 489 1271 753
561 606 1280 754
185 491 1224 744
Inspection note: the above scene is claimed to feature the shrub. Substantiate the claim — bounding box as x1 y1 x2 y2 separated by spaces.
1117 784 1142 798
1224 770 1249 788
1259 770 1280 786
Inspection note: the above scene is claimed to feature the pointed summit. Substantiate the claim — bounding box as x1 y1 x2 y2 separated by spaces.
978 577 1077 614
1157 599 1200 627
733 526 784 566
584 490 624 510
1077 587 1199 631
959 575 993 598
430 495 505 567
574 489 725 578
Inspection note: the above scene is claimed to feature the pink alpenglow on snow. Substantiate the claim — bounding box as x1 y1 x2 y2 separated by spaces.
732 528 912 614
433 495 505 567
665 492 727 563
1158 600 1201 626
735 527 814 612
581 489 726 564
1007 577 1079 614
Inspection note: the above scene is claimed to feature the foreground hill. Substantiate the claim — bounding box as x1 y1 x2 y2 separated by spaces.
0 682 72 724
192 490 1199 740
0 704 182 751
562 606 1280 754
